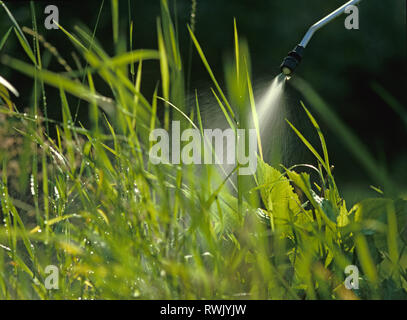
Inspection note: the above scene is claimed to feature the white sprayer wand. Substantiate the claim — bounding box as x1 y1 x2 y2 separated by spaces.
280 0 363 76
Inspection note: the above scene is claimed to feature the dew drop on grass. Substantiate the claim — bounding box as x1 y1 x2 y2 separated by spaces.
30 175 36 196
54 186 60 200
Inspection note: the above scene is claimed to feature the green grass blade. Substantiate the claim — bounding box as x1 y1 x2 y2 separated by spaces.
111 0 119 46
0 27 12 51
246 63 263 160
13 28 36 65
355 234 379 286
371 82 407 130
286 119 328 172
292 76 392 193
187 25 236 122
0 1 35 63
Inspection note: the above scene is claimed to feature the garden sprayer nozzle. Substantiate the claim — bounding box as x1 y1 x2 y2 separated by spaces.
280 45 304 76
279 0 362 76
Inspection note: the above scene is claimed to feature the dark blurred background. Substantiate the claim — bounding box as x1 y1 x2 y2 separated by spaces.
0 0 406 204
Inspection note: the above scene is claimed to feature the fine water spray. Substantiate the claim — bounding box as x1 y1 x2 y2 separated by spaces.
280 0 362 76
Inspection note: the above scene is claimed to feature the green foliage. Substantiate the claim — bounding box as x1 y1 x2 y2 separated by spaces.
0 0 406 300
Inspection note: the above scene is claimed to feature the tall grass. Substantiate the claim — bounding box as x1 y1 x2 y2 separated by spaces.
0 0 406 299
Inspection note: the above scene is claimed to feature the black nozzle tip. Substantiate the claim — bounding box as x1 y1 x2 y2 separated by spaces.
280 45 305 76
281 56 299 76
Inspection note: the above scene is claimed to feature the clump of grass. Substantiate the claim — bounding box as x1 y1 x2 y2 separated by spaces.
0 0 406 300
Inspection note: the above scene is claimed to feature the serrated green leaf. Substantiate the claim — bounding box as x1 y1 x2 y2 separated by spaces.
257 159 302 231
